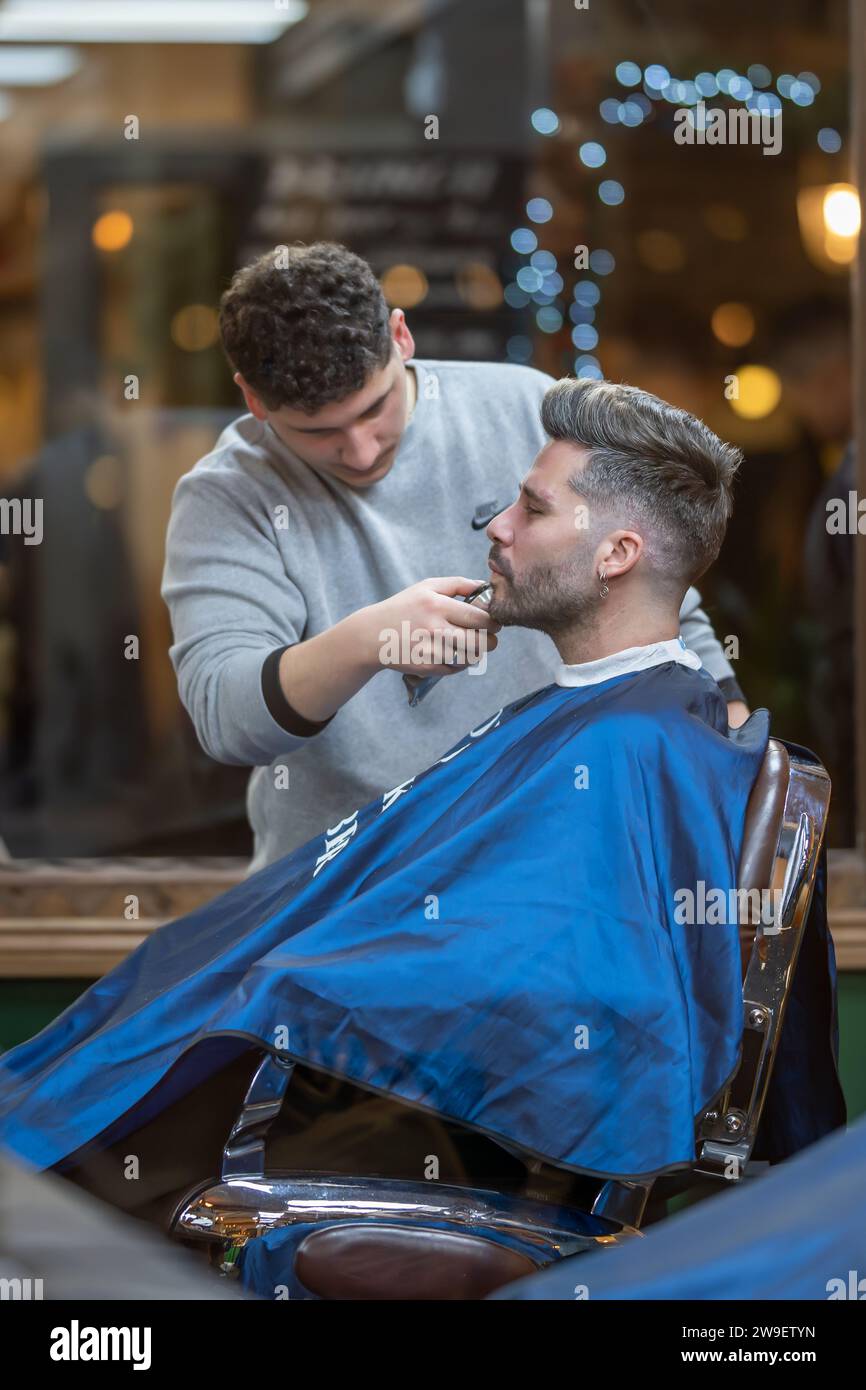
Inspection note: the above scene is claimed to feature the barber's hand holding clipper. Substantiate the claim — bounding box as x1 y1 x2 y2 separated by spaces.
272 577 501 726
394 580 497 705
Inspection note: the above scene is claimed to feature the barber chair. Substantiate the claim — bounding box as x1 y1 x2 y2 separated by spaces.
167 736 831 1299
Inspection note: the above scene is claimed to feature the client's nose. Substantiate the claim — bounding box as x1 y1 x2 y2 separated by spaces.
486 508 512 544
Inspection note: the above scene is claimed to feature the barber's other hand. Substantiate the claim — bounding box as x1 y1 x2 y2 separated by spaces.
360 577 502 677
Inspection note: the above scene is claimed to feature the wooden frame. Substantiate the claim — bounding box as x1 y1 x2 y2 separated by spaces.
0 859 246 977
1 847 865 977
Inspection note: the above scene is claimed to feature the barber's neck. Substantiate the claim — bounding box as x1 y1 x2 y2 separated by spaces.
553 602 681 666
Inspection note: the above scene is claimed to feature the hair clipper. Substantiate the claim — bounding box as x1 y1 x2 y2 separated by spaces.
402 581 495 707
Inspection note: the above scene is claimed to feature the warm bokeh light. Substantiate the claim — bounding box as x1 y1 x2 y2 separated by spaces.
92 210 133 252
170 304 220 352
728 364 782 419
84 454 122 511
711 302 756 347
455 262 503 310
636 229 685 272
703 203 748 241
823 185 861 237
380 264 428 308
797 183 860 270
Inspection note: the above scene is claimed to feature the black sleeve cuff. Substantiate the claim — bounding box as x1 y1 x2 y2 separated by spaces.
261 646 337 737
718 674 747 704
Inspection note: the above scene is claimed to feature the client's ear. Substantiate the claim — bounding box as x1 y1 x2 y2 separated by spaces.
596 530 643 580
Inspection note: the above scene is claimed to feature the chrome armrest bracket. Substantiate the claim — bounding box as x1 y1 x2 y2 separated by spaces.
221 1051 296 1181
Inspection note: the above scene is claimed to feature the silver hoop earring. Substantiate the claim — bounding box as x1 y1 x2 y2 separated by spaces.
598 568 609 599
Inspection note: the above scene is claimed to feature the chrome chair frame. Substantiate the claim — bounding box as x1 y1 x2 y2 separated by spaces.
694 744 831 1177
171 1050 634 1272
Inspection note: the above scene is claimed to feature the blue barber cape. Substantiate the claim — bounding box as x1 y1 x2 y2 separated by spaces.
0 664 841 1179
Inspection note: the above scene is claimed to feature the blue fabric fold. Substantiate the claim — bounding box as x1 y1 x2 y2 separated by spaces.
0 664 791 1179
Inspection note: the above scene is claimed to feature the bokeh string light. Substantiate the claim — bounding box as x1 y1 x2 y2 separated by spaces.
508 62 845 382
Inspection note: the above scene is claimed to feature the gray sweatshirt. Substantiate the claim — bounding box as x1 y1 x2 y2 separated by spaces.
162 359 737 872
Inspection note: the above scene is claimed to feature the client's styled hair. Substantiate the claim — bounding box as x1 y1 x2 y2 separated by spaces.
541 377 742 584
219 242 392 413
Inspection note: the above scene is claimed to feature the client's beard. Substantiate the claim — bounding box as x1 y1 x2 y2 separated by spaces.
488 553 600 637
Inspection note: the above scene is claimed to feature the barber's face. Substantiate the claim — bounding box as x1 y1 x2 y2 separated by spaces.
237 313 415 488
485 441 600 632
265 351 410 487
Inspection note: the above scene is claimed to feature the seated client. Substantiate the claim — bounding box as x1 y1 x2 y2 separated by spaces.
0 378 770 1216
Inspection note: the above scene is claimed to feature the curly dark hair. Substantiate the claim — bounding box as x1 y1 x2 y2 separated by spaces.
218 242 393 412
